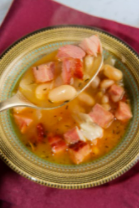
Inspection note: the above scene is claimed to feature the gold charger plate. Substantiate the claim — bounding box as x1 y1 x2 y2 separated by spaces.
0 25 139 189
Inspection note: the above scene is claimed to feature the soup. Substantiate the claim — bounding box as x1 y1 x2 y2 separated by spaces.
11 35 132 164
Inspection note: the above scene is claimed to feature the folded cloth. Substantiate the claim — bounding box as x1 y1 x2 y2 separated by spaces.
0 0 139 208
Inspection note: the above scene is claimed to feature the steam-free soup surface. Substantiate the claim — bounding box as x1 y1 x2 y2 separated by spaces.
11 35 132 165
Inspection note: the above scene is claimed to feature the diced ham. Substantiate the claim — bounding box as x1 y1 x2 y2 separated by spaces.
51 140 67 154
57 45 85 60
69 141 91 164
115 101 132 121
62 59 73 84
64 126 85 144
13 114 33 133
109 84 124 102
79 35 102 57
36 123 46 142
48 135 67 154
62 59 83 84
48 135 61 145
74 59 83 79
89 103 114 128
33 62 55 83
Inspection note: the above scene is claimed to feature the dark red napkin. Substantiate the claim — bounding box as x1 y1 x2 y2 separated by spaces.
0 0 139 208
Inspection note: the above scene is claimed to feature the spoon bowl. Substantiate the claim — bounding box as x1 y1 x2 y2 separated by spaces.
0 54 103 112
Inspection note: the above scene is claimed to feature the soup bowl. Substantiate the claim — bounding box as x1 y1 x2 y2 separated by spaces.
0 25 139 189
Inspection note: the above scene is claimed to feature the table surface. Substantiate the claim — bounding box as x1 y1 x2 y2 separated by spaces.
0 0 139 28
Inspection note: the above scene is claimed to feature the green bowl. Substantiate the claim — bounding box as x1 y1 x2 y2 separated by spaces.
0 25 139 189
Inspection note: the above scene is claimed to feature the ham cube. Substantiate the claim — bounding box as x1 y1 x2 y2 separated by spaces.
33 62 55 83
74 59 83 79
69 141 91 164
62 59 74 84
109 84 124 102
64 126 85 144
115 101 132 121
57 45 85 60
51 140 67 154
79 35 102 57
48 135 62 145
13 114 33 133
62 59 83 84
48 135 67 154
89 103 114 128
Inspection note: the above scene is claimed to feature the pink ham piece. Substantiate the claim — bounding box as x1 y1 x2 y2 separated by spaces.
64 126 85 144
62 59 83 84
109 84 124 102
48 135 62 145
51 141 67 154
13 114 33 133
33 62 55 83
69 141 91 164
115 101 132 121
48 135 67 154
57 45 85 60
79 35 102 56
89 103 114 128
62 59 73 84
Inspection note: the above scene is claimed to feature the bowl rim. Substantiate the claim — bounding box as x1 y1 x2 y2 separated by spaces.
0 25 139 59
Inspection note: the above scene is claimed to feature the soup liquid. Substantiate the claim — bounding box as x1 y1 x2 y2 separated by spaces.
11 52 129 165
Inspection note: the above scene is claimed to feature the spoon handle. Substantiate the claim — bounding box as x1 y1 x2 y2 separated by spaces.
0 94 26 112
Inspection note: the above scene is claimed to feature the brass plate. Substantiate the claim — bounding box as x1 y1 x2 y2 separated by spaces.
0 25 139 189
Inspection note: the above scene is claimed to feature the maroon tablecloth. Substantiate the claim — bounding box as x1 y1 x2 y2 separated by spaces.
0 0 139 208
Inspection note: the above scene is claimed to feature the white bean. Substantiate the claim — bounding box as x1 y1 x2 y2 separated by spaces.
84 55 94 72
100 79 114 90
91 76 100 89
96 91 104 98
35 83 53 100
101 95 109 104
48 85 77 103
103 64 123 81
102 103 111 111
78 92 95 106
